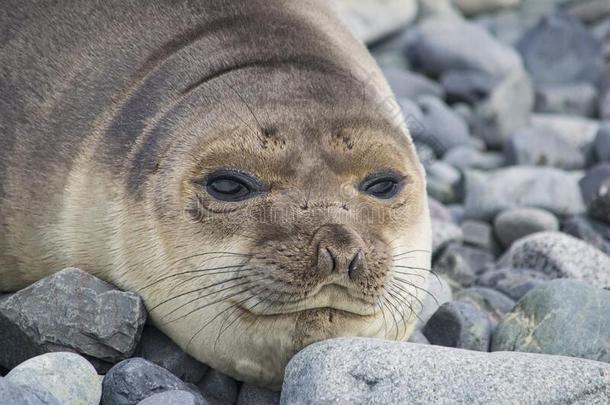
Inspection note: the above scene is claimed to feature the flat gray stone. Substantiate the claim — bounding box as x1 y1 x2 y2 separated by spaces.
431 219 463 256
492 279 610 363
382 67 444 100
443 146 505 171
534 82 598 117
0 377 60 405
454 286 515 325
498 231 610 287
494 208 560 248
281 337 610 404
530 113 600 151
504 127 585 169
138 390 207 405
476 267 550 301
6 352 101 405
416 96 473 156
464 167 586 221
237 384 280 405
0 268 147 369
434 242 494 287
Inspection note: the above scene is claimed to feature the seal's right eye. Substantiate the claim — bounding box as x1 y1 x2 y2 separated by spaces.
205 170 264 202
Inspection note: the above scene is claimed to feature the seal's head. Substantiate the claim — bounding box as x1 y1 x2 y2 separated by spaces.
124 3 431 389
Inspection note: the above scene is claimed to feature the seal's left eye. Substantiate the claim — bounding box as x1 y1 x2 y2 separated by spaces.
360 173 404 199
205 170 263 202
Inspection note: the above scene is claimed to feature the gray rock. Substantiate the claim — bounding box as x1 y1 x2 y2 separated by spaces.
136 326 208 384
476 267 550 301
472 66 534 148
530 113 600 151
382 67 444 100
601 86 610 120
464 167 586 221
102 358 201 405
493 208 560 248
6 352 101 405
434 242 494 287
461 220 499 253
197 369 239 405
492 279 610 363
423 301 492 351
138 390 207 405
0 377 61 405
454 0 520 16
416 96 473 156
428 197 452 223
405 17 521 78
504 127 585 170
406 329 430 344
431 219 463 256
580 163 610 224
443 146 505 171
534 82 598 117
454 286 515 325
594 123 610 162
440 70 499 105
562 215 610 255
282 338 610 404
498 231 610 287
416 275 453 328
562 0 610 24
0 268 147 370
447 204 465 224
517 13 604 85
426 160 462 204
237 384 280 405
417 0 463 19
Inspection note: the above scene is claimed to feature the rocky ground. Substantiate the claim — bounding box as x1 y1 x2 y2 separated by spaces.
2 0 610 404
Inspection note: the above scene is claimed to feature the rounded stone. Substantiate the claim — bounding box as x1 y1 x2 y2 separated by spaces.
138 390 207 405
493 208 560 247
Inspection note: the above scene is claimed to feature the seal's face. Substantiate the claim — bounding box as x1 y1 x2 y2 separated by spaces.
137 72 431 387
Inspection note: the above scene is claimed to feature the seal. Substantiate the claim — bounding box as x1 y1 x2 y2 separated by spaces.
0 0 431 388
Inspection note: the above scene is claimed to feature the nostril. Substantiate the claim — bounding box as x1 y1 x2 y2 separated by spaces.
348 249 363 275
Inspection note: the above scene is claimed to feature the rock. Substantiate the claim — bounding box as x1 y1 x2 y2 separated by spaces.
416 275 453 328
405 17 521 78
517 13 604 85
530 113 600 151
6 352 101 405
237 384 280 405
434 242 494 287
498 231 610 287
136 326 207 384
594 123 610 162
493 208 560 248
454 287 515 325
197 369 239 405
562 215 610 255
281 337 610 404
416 96 473 156
463 167 586 221
333 0 418 44
534 82 598 117
443 146 505 171
492 279 610 363
454 0 520 16
440 70 499 105
138 390 207 405
417 0 463 19
580 163 610 224
406 329 430 344
562 0 610 24
504 127 585 169
102 358 201 405
399 99 427 142
423 301 492 351
476 267 550 301
0 377 61 405
0 268 147 370
382 67 444 100
431 219 463 256
425 160 462 203
601 86 610 120
472 66 534 148
461 220 498 253
428 197 452 223
447 204 465 224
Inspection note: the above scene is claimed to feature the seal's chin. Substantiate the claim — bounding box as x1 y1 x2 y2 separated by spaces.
237 283 380 318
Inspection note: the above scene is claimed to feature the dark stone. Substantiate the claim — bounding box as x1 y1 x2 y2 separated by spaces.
434 242 494 287
197 369 239 405
476 267 550 301
579 163 610 224
454 287 515 325
594 123 610 162
461 220 499 254
423 301 492 351
237 384 280 405
562 215 610 255
440 70 499 105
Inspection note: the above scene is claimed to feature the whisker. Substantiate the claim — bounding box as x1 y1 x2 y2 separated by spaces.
139 263 249 291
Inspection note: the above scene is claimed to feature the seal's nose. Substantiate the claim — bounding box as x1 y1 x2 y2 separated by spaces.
314 224 367 278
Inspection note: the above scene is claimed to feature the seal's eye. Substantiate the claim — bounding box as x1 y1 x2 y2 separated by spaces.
360 173 404 199
205 170 263 202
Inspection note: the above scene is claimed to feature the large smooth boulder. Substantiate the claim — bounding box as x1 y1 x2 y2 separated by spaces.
281 338 610 404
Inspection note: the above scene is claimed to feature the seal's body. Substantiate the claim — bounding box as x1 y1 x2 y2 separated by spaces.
0 0 431 387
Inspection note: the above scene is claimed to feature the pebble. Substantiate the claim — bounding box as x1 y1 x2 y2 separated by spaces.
416 275 453 328
463 167 585 221
416 96 473 156
504 127 585 170
440 70 498 104
561 0 610 24
476 267 550 301
594 122 610 162
492 279 610 363
443 146 505 171
197 369 239 405
237 384 280 405
6 352 101 405
431 219 464 256
493 207 560 248
579 163 610 224
102 358 202 405
517 12 604 85
423 301 492 351
0 377 60 405
136 326 208 384
601 86 610 120
406 329 430 345
382 67 444 100
138 390 207 405
428 197 453 223
562 215 610 255
498 231 610 287
529 113 600 151
461 219 499 253
0 268 147 370
534 82 598 117
434 242 494 287
454 286 516 325
281 337 610 404
454 0 520 16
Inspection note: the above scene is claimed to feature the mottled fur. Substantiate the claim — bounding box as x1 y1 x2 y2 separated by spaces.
0 0 431 388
